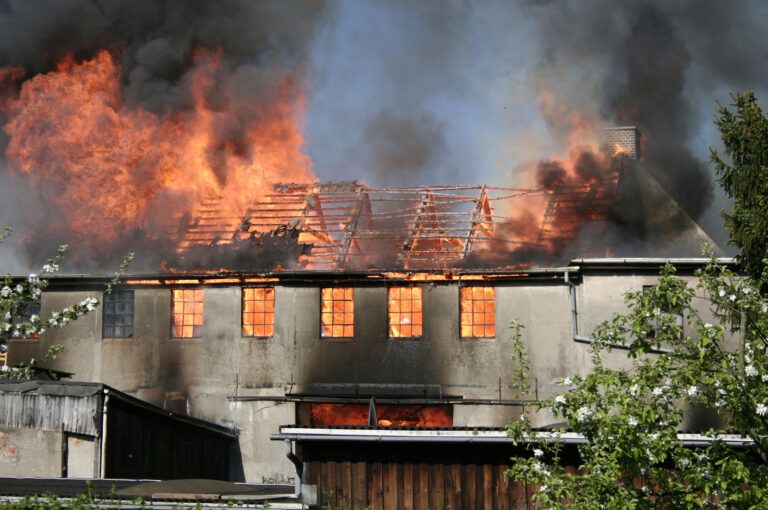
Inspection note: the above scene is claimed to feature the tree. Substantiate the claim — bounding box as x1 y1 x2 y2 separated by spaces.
711 91 768 281
0 227 132 378
506 259 768 508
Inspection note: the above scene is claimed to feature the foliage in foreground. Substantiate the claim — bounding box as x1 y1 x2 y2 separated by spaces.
711 91 768 282
506 259 768 509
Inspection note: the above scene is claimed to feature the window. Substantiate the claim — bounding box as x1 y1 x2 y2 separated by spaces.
388 286 422 338
13 298 41 338
642 285 683 338
103 290 134 338
460 286 495 338
242 287 275 337
171 289 203 338
321 287 354 338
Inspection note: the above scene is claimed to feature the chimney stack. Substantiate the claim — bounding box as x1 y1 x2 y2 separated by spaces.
604 126 640 159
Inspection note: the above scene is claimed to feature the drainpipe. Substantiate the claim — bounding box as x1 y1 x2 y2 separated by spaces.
99 389 110 478
565 271 591 342
284 439 303 497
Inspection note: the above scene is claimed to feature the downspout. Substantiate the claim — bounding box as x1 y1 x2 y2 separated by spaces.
99 389 110 478
567 269 672 354
565 271 590 342
284 439 303 497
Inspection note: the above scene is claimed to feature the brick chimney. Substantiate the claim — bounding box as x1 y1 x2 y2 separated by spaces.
604 126 640 159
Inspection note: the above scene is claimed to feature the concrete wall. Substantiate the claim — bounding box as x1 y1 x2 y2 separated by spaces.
0 427 63 477
7 267 731 481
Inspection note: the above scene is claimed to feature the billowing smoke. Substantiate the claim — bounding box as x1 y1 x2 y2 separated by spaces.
0 1 327 271
2 0 768 271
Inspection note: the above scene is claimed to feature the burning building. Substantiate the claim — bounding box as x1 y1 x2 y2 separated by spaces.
0 2 748 504
5 127 727 490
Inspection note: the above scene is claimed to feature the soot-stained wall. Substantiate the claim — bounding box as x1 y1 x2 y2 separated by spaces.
6 262 728 481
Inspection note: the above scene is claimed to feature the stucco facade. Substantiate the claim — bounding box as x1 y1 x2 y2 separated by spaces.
7 258 734 482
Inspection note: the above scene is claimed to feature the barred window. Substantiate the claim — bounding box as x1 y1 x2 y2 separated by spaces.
388 287 423 338
171 289 203 338
460 286 495 338
243 287 275 337
103 290 134 338
321 288 354 338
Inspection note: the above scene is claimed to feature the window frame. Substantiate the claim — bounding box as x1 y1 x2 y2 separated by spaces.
320 287 355 339
242 286 275 338
170 288 204 339
13 297 42 339
387 285 423 339
459 285 496 339
102 289 135 339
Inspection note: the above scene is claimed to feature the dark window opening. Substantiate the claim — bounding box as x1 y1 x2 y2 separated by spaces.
103 290 134 338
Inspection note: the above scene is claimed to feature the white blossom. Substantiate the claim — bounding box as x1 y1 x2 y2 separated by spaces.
533 448 543 457
762 303 768 314
652 387 664 397
630 384 639 396
677 457 690 467
687 386 698 397
730 294 737 302
745 365 759 377
14 284 22 293
0 286 10 298
628 416 638 426
554 395 566 405
563 377 572 386
42 263 59 273
746 353 752 363
715 399 726 408
29 314 38 323
538 485 547 492
718 288 726 297
532 462 550 477
744 286 752 295
704 323 713 329
757 404 768 416
762 374 768 383
576 406 592 423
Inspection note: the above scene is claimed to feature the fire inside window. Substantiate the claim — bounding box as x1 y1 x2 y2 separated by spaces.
460 286 496 338
102 290 134 338
388 286 423 338
171 289 203 338
14 298 41 339
321 287 354 338
242 287 275 337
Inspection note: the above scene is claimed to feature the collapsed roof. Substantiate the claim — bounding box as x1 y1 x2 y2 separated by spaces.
169 156 721 272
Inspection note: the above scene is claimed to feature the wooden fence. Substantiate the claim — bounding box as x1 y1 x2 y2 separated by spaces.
302 441 558 509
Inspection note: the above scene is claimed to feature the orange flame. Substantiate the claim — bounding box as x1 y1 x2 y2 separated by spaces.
2 50 314 256
309 403 453 427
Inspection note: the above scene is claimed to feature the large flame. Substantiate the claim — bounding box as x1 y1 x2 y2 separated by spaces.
309 403 453 427
2 50 314 257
